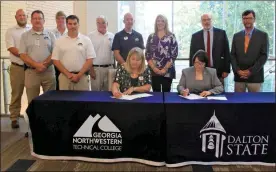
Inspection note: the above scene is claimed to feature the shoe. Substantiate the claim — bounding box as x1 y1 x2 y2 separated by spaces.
11 120 19 129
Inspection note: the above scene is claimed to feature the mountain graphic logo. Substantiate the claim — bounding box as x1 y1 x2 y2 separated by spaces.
200 111 226 158
74 114 121 137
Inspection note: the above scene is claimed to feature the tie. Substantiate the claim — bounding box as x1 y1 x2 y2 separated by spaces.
207 31 211 67
244 33 250 53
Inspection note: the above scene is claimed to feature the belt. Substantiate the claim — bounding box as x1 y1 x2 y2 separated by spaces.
25 64 53 70
11 62 24 67
71 71 89 75
93 64 113 67
25 65 36 70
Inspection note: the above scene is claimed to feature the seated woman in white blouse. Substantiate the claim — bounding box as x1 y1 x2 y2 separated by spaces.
177 50 224 97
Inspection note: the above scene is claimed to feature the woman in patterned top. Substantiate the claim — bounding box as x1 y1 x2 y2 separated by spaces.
112 47 152 98
146 14 178 92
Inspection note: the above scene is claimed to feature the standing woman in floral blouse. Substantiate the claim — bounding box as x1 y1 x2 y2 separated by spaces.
146 14 178 92
112 47 152 98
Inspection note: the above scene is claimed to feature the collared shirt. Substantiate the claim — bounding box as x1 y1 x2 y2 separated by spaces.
52 33 96 72
114 65 152 92
19 29 56 63
203 27 214 66
5 24 31 65
112 29 145 61
87 30 114 65
51 27 68 39
244 27 255 39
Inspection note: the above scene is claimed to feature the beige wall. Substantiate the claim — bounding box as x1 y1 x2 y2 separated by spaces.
74 1 87 34
0 1 74 115
0 1 74 57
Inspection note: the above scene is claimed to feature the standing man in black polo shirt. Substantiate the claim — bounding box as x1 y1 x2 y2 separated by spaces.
112 13 145 66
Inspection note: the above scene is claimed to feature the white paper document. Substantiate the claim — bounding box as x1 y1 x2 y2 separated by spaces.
179 93 205 100
111 93 153 100
207 96 227 100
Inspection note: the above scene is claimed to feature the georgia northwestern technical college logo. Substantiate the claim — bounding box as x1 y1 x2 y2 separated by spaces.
72 114 123 151
200 110 269 158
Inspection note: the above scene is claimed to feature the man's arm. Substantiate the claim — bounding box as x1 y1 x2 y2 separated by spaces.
7 47 20 57
223 30 231 73
5 29 20 57
248 32 269 75
112 33 125 65
53 60 72 78
189 34 196 67
78 59 93 77
114 50 125 65
230 34 240 73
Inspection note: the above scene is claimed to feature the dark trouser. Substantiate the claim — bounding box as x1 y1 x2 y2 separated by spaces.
152 76 173 92
54 66 60 90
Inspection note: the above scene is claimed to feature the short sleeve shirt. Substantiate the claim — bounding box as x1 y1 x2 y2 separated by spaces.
19 29 56 63
112 29 145 61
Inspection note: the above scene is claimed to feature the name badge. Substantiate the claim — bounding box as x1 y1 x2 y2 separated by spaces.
135 38 139 42
139 76 144 81
124 36 128 40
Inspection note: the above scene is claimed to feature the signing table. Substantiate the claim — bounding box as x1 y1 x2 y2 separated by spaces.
164 92 276 167
26 91 275 167
26 91 165 166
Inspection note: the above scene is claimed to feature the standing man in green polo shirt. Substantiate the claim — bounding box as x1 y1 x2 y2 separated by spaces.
19 10 56 104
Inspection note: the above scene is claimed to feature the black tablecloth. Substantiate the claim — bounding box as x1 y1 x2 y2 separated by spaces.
27 91 165 166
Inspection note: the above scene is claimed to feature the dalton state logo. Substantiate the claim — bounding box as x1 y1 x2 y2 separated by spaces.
74 114 120 137
200 110 226 158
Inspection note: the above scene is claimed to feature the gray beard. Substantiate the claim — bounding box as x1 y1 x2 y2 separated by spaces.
17 21 27 27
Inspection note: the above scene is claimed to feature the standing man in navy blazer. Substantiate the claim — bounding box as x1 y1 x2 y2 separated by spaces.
189 14 231 86
231 10 269 92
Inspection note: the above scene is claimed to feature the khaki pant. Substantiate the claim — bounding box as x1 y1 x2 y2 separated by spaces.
9 64 25 121
59 73 90 91
234 82 262 92
91 66 113 91
25 65 56 104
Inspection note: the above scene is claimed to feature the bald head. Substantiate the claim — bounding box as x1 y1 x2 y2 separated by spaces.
201 13 212 30
96 15 108 34
15 9 27 27
123 13 134 31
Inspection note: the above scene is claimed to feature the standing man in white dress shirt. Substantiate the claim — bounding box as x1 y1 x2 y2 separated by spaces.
88 15 115 91
5 9 31 128
52 15 96 90
52 11 68 90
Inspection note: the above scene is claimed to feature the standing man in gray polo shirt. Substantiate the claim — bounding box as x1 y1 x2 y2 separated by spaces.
19 10 56 104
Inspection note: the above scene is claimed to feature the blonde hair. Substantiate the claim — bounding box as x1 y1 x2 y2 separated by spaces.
55 11 66 19
124 47 146 74
154 14 171 34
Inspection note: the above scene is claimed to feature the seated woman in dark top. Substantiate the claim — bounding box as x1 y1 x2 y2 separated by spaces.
177 50 223 97
112 47 152 98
